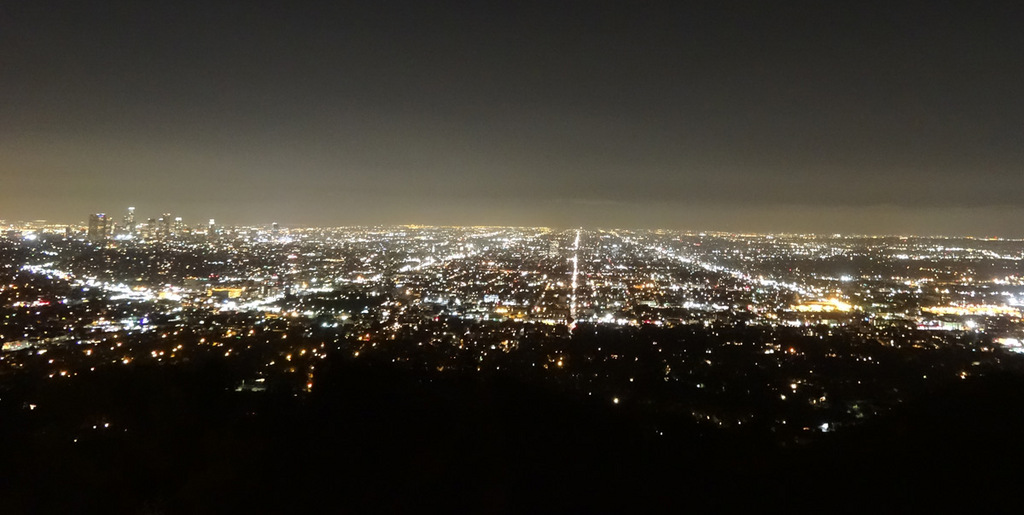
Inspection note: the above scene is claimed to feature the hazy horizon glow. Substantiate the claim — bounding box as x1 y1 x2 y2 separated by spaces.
3 1 1023 235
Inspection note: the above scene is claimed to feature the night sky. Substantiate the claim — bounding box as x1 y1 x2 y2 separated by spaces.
3 1 1023 235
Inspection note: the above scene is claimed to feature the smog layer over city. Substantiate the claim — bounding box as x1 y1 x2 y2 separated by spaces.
3 1 1024 512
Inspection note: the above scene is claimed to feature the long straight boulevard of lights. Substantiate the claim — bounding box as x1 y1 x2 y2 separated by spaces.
569 228 580 330
623 234 814 299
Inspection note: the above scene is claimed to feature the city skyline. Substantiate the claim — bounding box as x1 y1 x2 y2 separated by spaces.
4 1 1024 235
4 205 1024 240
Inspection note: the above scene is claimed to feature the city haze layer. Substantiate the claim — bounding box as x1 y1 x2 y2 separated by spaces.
3 1 1024 235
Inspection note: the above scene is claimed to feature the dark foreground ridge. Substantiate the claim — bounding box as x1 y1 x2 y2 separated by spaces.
3 355 1024 514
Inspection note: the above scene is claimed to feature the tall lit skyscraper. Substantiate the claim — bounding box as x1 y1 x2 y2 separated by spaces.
124 207 136 235
87 213 108 243
159 213 172 239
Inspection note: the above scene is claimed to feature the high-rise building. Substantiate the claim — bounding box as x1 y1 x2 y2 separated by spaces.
124 207 136 235
87 213 108 243
159 213 172 239
272 222 280 236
